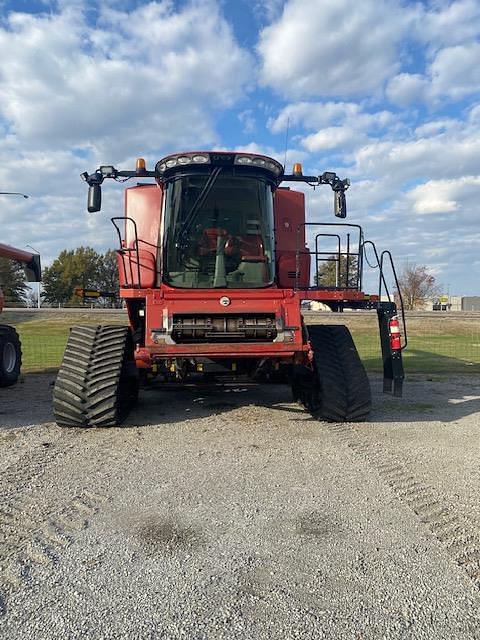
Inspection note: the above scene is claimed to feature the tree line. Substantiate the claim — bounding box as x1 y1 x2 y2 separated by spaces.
0 247 120 308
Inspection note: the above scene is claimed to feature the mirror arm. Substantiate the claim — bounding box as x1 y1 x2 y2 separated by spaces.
80 164 155 213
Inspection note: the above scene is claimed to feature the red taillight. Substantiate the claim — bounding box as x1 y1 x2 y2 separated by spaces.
389 317 402 351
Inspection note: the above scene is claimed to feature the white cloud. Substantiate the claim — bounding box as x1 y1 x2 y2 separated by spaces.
468 104 480 123
252 0 286 23
0 1 254 265
238 110 256 134
268 101 396 133
0 2 252 157
301 126 359 152
387 44 480 107
258 0 413 99
268 101 400 158
386 73 428 107
255 1 480 293
414 0 480 49
428 42 480 100
268 102 359 132
352 122 480 185
414 119 459 136
407 176 480 215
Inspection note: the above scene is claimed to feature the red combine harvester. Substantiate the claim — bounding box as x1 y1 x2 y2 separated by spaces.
53 152 405 427
0 243 41 386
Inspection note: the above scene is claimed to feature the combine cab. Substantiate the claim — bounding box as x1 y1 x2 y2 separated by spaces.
0 243 41 386
53 152 405 427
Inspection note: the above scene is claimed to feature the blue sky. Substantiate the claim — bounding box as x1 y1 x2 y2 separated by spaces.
0 0 479 294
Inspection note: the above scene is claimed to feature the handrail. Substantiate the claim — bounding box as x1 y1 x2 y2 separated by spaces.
295 222 363 291
111 217 141 288
362 240 390 299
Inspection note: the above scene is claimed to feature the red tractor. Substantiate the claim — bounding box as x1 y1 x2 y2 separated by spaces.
0 243 41 386
53 152 405 427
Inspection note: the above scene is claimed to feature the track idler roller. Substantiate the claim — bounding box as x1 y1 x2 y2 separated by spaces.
293 325 371 422
53 325 138 428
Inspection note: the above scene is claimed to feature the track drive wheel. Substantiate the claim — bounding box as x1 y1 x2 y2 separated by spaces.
0 325 22 387
53 325 138 428
294 325 371 423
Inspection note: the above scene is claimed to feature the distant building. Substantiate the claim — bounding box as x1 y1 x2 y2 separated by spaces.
462 297 480 312
424 295 474 311
429 295 462 311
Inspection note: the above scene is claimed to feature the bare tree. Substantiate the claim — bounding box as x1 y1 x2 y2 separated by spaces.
396 264 440 310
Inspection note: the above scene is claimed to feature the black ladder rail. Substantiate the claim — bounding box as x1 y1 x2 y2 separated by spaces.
362 240 391 300
362 240 408 347
362 241 407 396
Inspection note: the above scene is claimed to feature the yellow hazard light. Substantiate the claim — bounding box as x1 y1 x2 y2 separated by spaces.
293 163 303 176
136 157 146 172
231 362 237 371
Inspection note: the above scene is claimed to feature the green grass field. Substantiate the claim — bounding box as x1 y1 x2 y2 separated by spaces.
2 310 127 373
3 310 480 374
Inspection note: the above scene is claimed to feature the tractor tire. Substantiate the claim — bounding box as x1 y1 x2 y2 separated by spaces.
53 325 138 428
296 325 371 423
0 325 22 387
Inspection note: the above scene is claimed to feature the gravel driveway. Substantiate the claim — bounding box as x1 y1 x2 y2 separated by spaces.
0 373 479 639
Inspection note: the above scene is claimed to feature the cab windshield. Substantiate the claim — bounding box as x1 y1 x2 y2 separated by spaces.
163 172 275 288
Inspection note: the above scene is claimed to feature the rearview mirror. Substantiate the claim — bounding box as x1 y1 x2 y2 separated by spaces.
88 184 102 212
334 190 347 218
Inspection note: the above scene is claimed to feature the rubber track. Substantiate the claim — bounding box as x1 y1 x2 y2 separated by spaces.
327 422 480 589
307 325 371 422
53 325 135 427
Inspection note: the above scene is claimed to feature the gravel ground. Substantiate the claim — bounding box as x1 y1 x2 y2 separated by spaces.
0 373 479 639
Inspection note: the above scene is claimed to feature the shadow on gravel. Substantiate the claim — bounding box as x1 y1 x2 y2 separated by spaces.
369 373 480 424
0 373 55 429
126 375 480 427
125 381 294 428
1 374 479 430
136 515 205 554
